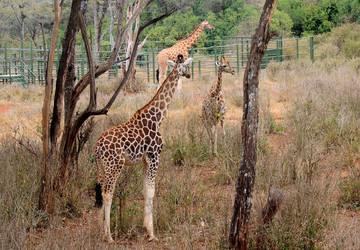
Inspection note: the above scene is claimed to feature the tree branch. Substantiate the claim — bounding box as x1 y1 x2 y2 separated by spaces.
79 12 96 110
89 9 177 116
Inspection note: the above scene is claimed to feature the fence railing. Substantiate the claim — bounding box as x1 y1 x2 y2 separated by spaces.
0 36 313 86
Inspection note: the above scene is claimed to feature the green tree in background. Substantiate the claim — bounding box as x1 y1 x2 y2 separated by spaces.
270 9 293 36
3 0 360 47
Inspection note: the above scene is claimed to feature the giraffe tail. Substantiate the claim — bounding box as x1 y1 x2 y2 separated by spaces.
95 183 103 208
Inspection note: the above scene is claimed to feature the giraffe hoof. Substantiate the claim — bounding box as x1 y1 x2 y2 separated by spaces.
104 235 114 244
148 236 159 242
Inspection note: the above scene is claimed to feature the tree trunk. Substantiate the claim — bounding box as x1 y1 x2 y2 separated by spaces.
93 0 110 63
109 0 117 49
39 0 63 212
124 0 148 90
229 0 278 248
20 11 26 43
51 0 84 155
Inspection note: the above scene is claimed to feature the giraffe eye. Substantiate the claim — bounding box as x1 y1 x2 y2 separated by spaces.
223 65 227 68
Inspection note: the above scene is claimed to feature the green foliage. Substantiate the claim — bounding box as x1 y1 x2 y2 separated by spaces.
142 0 258 42
302 3 337 35
338 0 360 23
270 9 293 36
4 0 360 48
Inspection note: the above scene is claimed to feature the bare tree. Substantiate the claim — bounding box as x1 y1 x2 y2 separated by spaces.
39 0 178 212
11 1 28 43
93 0 110 63
229 0 278 248
123 0 148 90
39 0 64 212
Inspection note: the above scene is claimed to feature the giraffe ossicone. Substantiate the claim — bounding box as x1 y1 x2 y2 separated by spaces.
202 56 235 156
95 54 193 243
157 20 215 85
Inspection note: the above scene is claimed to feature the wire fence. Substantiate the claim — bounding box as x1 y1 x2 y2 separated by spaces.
0 36 313 86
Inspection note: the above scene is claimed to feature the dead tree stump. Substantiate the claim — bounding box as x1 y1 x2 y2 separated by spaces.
256 188 285 249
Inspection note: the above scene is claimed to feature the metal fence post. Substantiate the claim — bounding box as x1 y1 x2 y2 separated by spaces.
236 44 240 73
14 53 17 75
241 38 244 67
198 60 201 76
30 41 34 84
147 54 150 81
191 48 194 79
296 38 299 59
214 46 217 75
246 40 249 61
310 36 314 62
4 42 7 75
279 36 283 62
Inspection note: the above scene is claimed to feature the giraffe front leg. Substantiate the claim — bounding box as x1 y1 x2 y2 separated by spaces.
143 155 159 242
220 119 226 137
213 125 218 156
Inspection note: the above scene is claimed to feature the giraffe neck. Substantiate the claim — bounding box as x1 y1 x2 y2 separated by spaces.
137 68 181 126
176 23 204 50
214 69 223 95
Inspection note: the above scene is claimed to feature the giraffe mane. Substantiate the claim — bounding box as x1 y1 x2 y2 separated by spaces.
175 22 204 44
136 63 180 115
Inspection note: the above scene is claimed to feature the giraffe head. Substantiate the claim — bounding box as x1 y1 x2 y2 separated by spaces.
216 56 235 75
201 20 215 30
167 54 193 78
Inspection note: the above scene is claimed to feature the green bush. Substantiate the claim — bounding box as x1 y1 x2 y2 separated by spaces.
343 39 360 58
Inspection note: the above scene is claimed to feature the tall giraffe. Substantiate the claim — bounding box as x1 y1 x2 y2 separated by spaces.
202 56 235 156
95 55 193 243
157 20 215 84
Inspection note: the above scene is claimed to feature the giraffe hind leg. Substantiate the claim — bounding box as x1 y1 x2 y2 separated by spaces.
143 155 159 242
100 161 124 243
95 183 104 233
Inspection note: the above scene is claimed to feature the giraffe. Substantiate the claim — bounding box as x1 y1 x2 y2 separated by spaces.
95 55 193 243
202 56 235 156
157 20 215 85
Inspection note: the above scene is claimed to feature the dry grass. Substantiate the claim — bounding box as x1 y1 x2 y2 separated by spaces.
1 44 360 248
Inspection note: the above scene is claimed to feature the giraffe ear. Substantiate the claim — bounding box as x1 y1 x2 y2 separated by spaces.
166 60 176 67
183 58 193 66
215 61 221 66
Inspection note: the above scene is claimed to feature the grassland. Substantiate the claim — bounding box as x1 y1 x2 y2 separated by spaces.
1 26 360 249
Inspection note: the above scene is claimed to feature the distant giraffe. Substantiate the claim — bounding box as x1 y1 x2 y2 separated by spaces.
157 20 215 85
202 57 235 156
95 55 193 243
